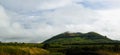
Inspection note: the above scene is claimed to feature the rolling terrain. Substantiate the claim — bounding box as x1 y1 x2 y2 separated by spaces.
44 32 114 44
0 32 120 55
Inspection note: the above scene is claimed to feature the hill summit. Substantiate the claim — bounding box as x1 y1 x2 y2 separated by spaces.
43 32 113 44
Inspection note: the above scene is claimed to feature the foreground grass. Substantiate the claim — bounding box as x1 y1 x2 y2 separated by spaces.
97 50 120 55
1 43 120 55
0 46 49 55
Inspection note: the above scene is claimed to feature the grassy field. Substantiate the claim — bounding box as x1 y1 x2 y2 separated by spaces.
1 42 120 55
0 46 49 55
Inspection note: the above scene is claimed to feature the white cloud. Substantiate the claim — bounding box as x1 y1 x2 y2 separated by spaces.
0 0 98 42
0 0 72 14
0 0 120 42
95 9 120 39
0 5 11 36
0 5 9 27
78 0 120 9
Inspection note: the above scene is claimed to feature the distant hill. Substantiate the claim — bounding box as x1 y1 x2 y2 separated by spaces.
43 32 115 44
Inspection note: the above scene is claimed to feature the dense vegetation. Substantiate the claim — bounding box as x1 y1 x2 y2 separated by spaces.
1 42 120 55
44 32 114 44
0 42 49 55
1 32 120 55
0 46 49 55
42 32 120 55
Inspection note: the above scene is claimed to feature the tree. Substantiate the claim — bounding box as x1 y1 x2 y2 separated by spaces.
42 43 50 49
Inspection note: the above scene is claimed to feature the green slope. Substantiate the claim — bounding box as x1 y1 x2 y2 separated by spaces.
43 32 114 44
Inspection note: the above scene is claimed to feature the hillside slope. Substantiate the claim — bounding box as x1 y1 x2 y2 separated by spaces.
43 32 113 44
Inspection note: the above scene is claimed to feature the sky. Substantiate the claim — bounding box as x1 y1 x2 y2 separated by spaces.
0 0 120 43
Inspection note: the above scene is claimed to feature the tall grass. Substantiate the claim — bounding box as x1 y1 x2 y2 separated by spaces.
0 46 49 55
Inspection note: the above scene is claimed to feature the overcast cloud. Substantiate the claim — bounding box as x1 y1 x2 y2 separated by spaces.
0 0 120 42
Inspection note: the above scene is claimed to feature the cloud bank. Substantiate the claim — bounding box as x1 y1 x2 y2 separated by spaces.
0 0 120 42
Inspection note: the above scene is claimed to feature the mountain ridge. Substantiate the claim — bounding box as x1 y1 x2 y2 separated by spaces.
43 32 115 44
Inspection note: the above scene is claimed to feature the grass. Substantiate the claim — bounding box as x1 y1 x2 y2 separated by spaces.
0 46 49 55
1 43 120 55
97 50 120 55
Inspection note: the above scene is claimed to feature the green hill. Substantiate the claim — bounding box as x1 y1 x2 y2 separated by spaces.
43 32 114 44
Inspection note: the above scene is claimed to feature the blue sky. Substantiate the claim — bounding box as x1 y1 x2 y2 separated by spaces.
0 0 120 42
